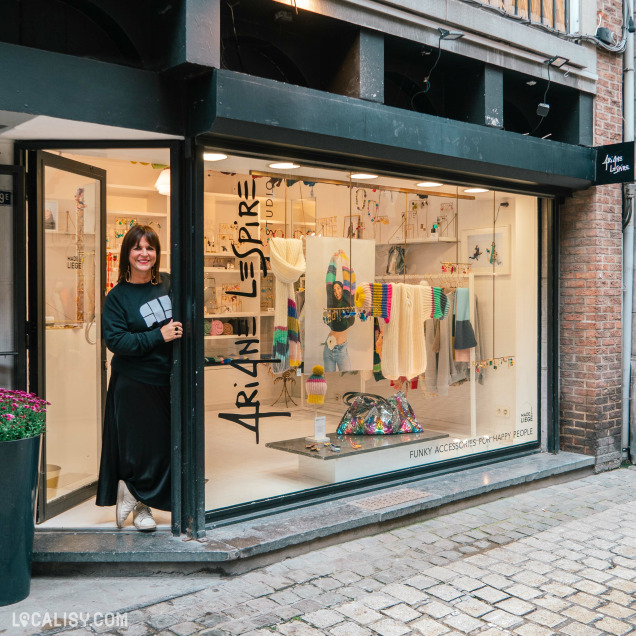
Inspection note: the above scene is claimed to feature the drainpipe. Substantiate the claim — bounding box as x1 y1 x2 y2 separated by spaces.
623 0 635 459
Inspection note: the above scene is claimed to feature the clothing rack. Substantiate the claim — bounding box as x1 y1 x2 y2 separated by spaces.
370 272 477 437
375 272 470 290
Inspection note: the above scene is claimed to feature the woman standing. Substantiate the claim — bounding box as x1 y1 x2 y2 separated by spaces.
96 225 182 531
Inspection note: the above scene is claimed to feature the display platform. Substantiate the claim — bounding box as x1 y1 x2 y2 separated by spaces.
266 430 449 483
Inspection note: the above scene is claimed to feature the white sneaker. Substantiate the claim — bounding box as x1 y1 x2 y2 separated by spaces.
116 481 137 528
133 503 156 532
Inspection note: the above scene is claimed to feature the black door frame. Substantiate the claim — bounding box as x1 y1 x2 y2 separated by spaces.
27 151 107 522
16 140 189 536
546 198 560 453
0 165 26 390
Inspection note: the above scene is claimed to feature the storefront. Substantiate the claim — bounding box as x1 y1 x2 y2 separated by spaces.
0 3 604 546
0 64 595 539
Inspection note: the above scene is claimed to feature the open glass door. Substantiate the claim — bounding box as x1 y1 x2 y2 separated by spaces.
0 165 26 390
28 152 106 521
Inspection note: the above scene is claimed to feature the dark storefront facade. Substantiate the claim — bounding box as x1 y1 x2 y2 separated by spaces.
0 0 620 546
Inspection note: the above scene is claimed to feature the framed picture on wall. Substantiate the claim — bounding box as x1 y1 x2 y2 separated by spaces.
44 200 58 232
461 225 511 275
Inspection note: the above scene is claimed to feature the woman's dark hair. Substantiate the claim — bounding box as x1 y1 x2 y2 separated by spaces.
118 224 161 284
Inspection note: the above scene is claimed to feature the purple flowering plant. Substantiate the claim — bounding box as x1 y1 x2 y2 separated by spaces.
0 388 48 442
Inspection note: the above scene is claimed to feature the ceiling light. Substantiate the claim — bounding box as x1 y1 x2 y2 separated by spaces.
438 27 464 40
417 181 443 188
351 173 378 180
269 162 300 169
155 168 170 196
526 80 537 86
464 187 489 193
204 152 228 161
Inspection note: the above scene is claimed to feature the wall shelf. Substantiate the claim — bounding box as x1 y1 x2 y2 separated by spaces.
205 311 257 318
387 236 457 245
107 211 168 218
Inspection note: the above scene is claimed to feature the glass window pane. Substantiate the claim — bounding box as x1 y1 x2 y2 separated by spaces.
44 166 101 503
203 157 540 512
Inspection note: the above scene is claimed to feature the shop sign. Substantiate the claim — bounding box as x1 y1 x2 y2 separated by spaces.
595 141 634 185
0 190 12 205
218 178 291 443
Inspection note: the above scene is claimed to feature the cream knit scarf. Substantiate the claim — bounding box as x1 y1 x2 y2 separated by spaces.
382 283 427 380
270 238 306 373
382 283 450 380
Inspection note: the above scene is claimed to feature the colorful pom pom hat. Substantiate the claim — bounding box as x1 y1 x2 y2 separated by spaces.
306 365 327 405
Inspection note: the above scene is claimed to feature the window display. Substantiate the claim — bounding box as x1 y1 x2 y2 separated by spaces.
203 153 539 513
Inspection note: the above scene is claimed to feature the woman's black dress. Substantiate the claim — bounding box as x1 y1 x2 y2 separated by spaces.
96 274 173 511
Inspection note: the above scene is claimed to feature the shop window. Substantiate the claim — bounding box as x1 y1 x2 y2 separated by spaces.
203 154 540 513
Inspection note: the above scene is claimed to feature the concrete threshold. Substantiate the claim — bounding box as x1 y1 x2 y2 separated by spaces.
33 451 594 575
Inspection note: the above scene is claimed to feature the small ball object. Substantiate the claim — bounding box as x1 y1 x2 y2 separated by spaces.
306 364 327 406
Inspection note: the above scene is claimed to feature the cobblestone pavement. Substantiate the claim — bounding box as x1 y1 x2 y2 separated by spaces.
20 468 636 635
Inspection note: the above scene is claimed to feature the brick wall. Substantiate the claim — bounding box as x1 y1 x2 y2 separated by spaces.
559 0 623 470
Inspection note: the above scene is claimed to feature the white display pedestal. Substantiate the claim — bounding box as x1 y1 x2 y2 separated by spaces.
266 430 448 484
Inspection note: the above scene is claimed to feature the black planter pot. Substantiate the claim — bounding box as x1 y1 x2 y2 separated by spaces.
0 435 41 606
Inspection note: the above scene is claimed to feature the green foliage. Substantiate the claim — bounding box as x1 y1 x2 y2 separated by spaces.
0 389 48 442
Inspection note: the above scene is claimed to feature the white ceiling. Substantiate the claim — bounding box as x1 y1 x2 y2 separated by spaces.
0 110 182 142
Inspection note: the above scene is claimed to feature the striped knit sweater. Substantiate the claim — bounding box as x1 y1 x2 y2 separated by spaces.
325 253 356 332
270 238 305 373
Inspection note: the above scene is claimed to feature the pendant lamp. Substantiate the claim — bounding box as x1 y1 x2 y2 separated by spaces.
155 168 170 196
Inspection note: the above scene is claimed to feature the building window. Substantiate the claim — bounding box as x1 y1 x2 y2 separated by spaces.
481 0 568 32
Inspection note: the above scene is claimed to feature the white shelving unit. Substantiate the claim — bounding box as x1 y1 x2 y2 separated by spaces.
105 185 171 290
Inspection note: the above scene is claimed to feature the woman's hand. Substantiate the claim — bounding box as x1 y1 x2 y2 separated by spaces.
161 319 183 342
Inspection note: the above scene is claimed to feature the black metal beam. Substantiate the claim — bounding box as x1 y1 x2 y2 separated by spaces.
0 42 183 136
194 69 595 196
0 165 26 390
561 92 594 147
329 29 384 103
547 198 560 453
466 65 504 130
167 0 221 74
180 141 206 539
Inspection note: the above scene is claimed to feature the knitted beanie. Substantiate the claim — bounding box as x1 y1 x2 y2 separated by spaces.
306 365 327 405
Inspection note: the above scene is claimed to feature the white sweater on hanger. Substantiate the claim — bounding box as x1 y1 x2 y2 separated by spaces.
381 283 427 380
